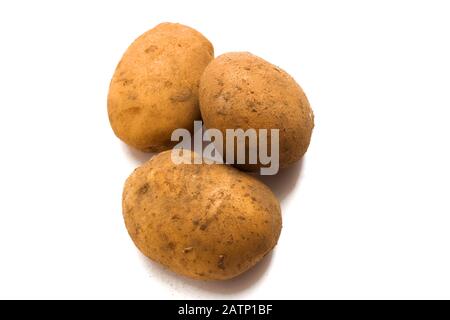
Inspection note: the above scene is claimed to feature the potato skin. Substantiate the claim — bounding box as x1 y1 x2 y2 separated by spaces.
108 23 214 152
122 150 282 280
199 52 314 170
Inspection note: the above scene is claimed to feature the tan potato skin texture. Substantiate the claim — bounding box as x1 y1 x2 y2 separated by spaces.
122 151 282 280
199 52 314 170
108 23 214 152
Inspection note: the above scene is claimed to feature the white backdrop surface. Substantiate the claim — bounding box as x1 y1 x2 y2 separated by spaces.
0 0 449 299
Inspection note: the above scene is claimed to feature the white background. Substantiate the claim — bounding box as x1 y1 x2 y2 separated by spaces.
0 0 449 299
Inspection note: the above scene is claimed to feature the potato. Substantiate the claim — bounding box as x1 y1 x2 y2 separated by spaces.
108 23 214 152
122 150 282 280
199 52 314 170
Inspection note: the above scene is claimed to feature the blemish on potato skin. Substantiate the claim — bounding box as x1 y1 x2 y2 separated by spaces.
123 107 141 116
218 255 225 270
170 88 192 102
144 45 158 53
134 224 142 236
222 92 231 102
128 93 138 100
159 232 168 242
124 205 134 216
213 87 224 99
246 100 258 112
183 247 193 253
273 66 282 73
137 183 149 195
199 223 209 231
117 78 134 86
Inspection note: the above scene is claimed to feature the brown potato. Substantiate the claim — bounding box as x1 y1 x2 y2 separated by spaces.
122 150 282 280
108 23 214 152
199 52 314 170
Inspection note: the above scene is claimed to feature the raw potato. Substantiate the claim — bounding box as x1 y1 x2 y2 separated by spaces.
108 23 214 152
199 52 314 170
122 150 282 280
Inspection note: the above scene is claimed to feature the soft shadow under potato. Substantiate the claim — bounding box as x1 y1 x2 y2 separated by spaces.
121 143 155 166
139 249 275 295
254 159 303 203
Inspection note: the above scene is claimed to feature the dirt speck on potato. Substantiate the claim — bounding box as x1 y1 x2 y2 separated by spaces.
170 88 192 102
218 255 225 270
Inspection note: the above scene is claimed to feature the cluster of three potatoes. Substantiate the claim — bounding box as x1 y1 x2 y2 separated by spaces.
108 23 314 280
